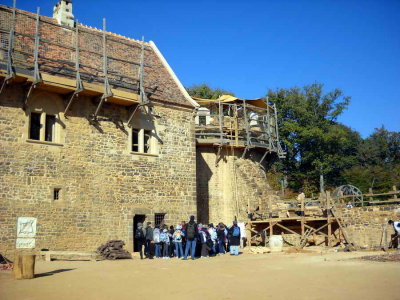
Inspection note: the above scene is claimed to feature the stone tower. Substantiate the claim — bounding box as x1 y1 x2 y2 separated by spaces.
53 0 74 27
193 95 285 224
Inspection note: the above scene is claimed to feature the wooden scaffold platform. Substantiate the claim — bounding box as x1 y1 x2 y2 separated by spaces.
247 191 355 249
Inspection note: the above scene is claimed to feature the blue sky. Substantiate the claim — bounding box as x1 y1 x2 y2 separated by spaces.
5 0 399 137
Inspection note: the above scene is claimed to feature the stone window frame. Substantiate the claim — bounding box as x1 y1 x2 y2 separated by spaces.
129 127 157 156
28 111 59 143
25 91 65 147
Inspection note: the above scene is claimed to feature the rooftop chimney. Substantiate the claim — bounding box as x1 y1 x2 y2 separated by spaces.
53 0 74 28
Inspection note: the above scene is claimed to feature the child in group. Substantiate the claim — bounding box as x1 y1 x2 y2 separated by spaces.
160 228 170 259
208 223 217 256
173 225 184 258
199 225 211 258
153 226 161 258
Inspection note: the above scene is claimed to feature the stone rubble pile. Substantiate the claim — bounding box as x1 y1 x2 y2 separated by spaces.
97 240 132 260
245 247 271 254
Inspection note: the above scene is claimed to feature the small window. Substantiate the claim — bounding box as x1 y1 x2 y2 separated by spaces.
45 115 56 142
199 116 206 126
131 129 139 152
131 128 155 154
154 213 165 227
53 188 61 201
29 112 59 143
29 112 41 140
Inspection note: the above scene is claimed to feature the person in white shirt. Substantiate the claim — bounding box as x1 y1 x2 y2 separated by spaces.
388 220 400 249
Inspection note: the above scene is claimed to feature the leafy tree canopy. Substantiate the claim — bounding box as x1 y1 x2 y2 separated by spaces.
267 83 360 192
187 83 399 194
344 127 400 192
186 84 234 99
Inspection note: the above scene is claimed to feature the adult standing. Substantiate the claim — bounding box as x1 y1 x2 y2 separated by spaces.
145 222 154 259
217 223 226 254
237 222 247 249
135 223 146 260
183 216 198 260
388 220 400 249
228 221 241 256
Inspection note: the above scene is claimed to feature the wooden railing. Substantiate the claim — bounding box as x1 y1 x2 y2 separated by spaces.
335 185 399 206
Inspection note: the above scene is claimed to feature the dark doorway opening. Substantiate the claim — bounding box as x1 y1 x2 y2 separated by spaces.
133 214 146 252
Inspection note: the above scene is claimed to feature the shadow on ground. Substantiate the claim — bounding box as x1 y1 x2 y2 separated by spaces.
35 268 75 278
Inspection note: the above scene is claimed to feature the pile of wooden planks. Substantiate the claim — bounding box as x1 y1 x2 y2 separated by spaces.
97 240 132 260
0 253 13 270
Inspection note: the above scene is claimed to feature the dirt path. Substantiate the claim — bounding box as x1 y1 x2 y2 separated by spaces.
1 250 399 300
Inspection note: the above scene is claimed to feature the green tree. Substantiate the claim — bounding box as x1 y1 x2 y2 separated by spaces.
267 83 360 192
186 83 234 99
359 126 400 168
343 127 400 193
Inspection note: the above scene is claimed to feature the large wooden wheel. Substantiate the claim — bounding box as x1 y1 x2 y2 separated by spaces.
332 185 364 206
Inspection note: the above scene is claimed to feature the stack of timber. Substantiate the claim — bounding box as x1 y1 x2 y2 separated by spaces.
97 240 132 260
0 253 13 270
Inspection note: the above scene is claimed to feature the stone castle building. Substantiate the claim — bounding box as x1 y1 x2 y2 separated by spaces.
0 1 284 257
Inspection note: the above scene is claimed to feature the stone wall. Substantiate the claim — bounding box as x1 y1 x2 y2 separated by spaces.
0 85 197 259
196 146 276 225
339 204 400 249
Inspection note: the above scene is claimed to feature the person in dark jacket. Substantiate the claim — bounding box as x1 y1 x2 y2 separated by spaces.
199 225 211 258
228 221 241 256
217 223 226 254
169 225 175 257
135 223 146 259
145 222 154 259
183 216 198 260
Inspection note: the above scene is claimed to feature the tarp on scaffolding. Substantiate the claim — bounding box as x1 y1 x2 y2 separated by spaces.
192 95 269 109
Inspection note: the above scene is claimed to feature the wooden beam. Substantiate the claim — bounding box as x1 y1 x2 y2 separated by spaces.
304 224 328 238
327 191 332 247
301 196 305 236
275 222 301 236
1 71 139 105
270 222 274 236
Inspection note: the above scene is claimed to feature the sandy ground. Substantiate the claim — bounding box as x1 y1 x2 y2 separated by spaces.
1 249 399 300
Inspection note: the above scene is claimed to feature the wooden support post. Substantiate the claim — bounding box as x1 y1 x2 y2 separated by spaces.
234 104 239 146
369 188 373 204
339 190 344 205
393 186 398 200
301 196 305 236
269 222 274 236
268 195 272 218
245 223 252 247
327 191 332 247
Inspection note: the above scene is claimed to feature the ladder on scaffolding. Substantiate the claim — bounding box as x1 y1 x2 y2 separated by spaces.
330 201 356 248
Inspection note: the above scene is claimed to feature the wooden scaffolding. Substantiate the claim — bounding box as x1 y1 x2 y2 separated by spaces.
247 191 355 249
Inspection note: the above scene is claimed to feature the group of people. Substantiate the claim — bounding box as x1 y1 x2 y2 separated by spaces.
134 216 243 260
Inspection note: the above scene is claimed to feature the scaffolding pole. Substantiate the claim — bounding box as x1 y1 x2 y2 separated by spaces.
273 103 285 157
138 36 148 105
0 0 17 95
93 18 113 120
241 99 250 158
64 20 84 116
24 7 42 108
